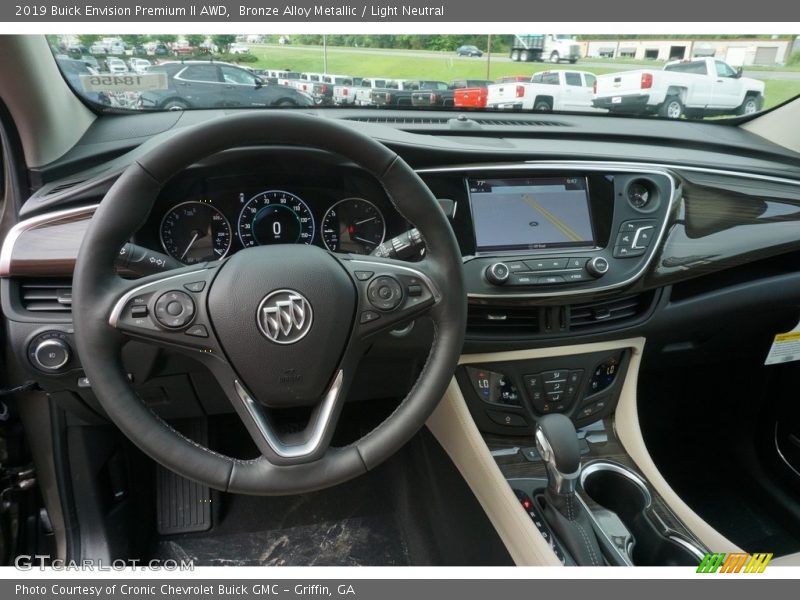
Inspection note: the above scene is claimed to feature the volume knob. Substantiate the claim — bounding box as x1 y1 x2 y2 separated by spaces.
485 262 510 285
586 257 610 278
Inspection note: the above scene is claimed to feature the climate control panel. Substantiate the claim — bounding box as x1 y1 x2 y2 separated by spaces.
457 349 630 435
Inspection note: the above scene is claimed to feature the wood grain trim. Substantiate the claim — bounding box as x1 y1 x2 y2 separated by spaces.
0 204 97 277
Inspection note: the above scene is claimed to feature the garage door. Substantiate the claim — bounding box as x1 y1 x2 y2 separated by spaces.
754 46 778 65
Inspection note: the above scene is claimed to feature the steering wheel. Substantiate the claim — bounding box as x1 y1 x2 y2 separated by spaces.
72 112 466 495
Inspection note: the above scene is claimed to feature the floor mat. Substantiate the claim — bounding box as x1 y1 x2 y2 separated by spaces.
153 514 409 566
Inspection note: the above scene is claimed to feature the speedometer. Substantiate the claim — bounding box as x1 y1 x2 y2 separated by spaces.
237 190 315 247
321 198 386 254
160 201 232 264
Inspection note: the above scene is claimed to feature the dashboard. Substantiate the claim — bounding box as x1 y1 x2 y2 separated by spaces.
2 109 800 425
133 154 411 264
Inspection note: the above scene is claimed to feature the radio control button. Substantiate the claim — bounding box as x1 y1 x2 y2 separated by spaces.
586 257 610 277
509 273 537 286
566 257 588 269
485 262 510 285
536 275 565 285
506 261 529 273
564 271 590 282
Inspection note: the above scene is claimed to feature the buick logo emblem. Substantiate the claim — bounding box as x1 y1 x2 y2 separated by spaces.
257 290 313 344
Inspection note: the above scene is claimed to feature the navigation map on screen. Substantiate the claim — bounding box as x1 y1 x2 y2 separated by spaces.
469 177 595 252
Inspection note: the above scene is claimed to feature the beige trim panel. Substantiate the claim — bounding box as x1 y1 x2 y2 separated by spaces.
742 96 800 154
427 379 561 566
428 336 741 565
613 338 742 553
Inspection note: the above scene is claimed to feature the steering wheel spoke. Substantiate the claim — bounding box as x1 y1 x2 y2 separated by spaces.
228 369 349 465
108 263 226 359
337 254 441 339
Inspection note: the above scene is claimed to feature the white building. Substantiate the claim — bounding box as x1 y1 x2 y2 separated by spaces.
583 38 794 66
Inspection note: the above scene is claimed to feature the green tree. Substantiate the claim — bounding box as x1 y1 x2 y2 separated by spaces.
212 35 237 52
186 34 205 48
120 34 149 48
158 34 178 45
77 34 101 47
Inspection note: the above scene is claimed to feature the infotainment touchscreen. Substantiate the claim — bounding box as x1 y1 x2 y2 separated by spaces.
469 177 596 253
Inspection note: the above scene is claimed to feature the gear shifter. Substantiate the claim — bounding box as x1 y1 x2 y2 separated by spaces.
535 414 605 566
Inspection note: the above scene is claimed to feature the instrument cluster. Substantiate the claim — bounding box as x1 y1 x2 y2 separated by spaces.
137 167 405 265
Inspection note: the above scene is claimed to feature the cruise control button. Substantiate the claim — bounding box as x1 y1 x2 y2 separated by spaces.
185 324 209 338
407 284 422 296
355 271 374 281
131 305 149 318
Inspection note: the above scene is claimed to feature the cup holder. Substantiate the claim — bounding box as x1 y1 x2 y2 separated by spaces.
580 462 705 566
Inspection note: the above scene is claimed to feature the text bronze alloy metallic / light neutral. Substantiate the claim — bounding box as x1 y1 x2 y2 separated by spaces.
256 289 313 345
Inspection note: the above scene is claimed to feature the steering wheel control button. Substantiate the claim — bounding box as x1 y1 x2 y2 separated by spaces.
183 281 206 293
407 284 423 297
367 276 403 311
29 333 71 372
485 262 510 285
185 324 209 338
130 305 149 318
359 310 380 324
155 290 196 328
586 257 610 277
354 271 374 281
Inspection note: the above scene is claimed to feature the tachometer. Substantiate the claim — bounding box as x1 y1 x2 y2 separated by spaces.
237 190 315 247
321 198 386 254
160 201 232 264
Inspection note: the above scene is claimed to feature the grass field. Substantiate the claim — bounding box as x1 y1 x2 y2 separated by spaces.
249 45 800 110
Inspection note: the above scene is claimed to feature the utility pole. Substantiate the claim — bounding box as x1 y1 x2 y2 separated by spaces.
323 35 328 73
486 34 492 80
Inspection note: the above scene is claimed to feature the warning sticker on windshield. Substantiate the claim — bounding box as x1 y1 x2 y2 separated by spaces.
79 73 168 93
765 321 800 365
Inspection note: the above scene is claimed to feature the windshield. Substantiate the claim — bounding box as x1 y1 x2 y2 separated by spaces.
50 33 800 121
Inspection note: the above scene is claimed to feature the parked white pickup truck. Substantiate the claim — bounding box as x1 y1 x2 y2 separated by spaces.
486 70 598 112
350 78 392 106
592 57 765 119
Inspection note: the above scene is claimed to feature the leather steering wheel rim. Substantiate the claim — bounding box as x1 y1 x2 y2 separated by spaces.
72 112 466 495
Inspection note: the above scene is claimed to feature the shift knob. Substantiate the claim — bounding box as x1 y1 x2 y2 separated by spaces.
535 413 581 494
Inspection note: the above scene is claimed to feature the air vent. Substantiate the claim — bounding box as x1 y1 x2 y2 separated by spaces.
570 294 647 329
467 292 655 338
44 180 86 196
472 118 570 127
20 279 72 313
467 305 540 335
341 116 570 127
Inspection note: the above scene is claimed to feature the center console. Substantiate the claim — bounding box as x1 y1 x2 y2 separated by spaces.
420 163 674 299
